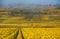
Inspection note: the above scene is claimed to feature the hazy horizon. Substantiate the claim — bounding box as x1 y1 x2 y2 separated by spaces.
1 0 59 6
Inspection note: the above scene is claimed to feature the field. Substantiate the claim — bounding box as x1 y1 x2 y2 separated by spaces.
0 6 60 39
22 28 60 39
0 28 60 39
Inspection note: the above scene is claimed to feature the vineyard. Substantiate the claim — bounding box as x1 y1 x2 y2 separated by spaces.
0 6 60 39
0 28 60 39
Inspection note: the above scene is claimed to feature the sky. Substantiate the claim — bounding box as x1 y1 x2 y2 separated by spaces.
1 0 59 6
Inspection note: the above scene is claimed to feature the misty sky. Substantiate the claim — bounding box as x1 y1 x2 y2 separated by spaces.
2 0 59 6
